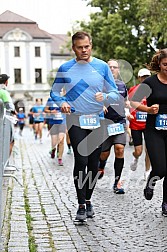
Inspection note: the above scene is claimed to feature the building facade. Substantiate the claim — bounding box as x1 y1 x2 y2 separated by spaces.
0 10 71 112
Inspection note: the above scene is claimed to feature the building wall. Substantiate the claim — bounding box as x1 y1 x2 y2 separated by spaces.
51 57 70 70
0 28 53 113
0 25 71 114
0 30 51 84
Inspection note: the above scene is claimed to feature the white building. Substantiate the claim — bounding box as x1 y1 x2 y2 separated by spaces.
0 10 72 111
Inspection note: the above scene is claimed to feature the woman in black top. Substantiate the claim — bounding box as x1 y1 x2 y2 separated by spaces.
130 48 167 216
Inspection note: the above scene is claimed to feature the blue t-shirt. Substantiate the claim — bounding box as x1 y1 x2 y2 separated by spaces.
17 112 26 124
32 105 45 122
45 97 66 125
50 57 119 116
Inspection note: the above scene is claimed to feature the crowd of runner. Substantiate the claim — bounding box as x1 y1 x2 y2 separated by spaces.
4 31 167 221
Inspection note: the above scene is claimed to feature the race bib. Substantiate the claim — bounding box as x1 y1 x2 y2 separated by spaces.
52 112 63 121
107 123 125 136
155 114 167 130
79 114 100 129
136 111 147 122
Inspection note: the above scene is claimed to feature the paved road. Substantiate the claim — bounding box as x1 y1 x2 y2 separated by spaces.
1 126 167 252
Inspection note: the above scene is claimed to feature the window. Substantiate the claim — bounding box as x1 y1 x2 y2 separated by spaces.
35 69 42 83
14 47 20 57
14 69 21 83
35 47 41 57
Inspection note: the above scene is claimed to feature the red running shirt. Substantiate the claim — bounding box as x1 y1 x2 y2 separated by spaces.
128 84 147 130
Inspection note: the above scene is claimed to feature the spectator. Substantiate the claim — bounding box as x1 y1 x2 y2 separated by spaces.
0 74 15 154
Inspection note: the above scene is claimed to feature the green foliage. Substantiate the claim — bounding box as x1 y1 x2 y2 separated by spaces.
47 69 58 87
136 0 167 48
79 0 167 86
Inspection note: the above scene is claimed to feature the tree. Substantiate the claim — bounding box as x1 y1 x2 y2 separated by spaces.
136 0 167 49
79 0 167 86
47 69 58 87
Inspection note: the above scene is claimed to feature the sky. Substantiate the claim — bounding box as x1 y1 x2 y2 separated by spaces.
0 0 99 34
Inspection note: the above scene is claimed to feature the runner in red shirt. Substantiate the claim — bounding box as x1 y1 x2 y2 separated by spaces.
128 68 151 180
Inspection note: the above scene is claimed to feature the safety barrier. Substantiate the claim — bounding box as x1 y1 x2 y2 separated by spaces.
0 99 20 245
0 99 13 246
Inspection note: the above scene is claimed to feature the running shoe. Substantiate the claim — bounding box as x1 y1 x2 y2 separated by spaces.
98 168 104 179
86 202 95 218
144 185 154 200
50 148 56 159
113 185 125 194
162 202 167 217
58 159 63 166
75 205 87 221
130 158 138 171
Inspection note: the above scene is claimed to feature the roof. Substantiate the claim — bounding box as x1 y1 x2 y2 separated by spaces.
0 10 71 54
0 10 51 39
0 10 35 23
50 34 71 55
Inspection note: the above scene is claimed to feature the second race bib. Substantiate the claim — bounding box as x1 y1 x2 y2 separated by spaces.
107 123 125 136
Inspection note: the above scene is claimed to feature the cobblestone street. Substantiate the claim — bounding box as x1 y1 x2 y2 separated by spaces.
1 126 167 252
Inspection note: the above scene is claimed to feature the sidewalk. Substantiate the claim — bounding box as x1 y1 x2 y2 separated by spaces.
1 126 167 252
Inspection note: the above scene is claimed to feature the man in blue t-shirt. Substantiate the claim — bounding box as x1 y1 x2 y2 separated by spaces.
50 31 119 222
